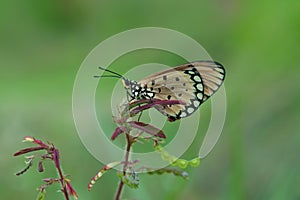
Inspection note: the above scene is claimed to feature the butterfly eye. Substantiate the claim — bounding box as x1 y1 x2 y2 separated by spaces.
122 79 130 89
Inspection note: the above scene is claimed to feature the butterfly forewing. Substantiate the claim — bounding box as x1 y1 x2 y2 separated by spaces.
137 61 225 121
190 61 225 101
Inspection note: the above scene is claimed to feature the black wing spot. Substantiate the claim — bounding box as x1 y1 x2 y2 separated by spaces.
168 116 176 122
167 95 171 100
163 75 167 80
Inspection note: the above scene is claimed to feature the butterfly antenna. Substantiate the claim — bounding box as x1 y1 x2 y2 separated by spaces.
97 66 125 79
94 75 122 79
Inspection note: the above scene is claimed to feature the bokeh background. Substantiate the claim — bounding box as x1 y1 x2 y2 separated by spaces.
1 1 300 199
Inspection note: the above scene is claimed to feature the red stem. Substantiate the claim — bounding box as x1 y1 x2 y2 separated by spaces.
115 133 132 200
55 154 69 200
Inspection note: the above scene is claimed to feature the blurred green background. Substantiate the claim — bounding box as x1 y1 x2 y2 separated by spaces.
1 0 300 199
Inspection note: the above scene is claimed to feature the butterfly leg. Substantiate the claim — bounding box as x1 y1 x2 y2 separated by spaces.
137 111 143 122
126 92 131 102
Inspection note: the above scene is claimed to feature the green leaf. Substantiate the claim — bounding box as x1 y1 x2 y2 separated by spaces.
36 190 45 200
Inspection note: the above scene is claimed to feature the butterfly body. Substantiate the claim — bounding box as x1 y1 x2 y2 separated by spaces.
121 61 225 122
122 79 156 100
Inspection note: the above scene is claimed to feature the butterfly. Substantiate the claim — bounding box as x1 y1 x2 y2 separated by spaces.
95 61 225 122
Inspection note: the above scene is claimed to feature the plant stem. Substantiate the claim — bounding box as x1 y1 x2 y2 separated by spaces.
115 180 124 200
115 133 132 200
56 161 69 200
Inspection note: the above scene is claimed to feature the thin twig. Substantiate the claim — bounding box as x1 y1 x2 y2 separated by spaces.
115 133 132 200
54 150 69 200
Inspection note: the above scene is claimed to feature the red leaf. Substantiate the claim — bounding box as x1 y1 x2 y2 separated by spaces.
129 121 166 138
53 149 60 168
130 99 185 116
111 126 126 140
66 181 78 199
13 146 46 156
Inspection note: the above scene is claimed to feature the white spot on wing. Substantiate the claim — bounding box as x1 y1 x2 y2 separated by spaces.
180 112 187 117
193 101 200 107
197 84 203 91
187 107 194 114
215 68 224 73
197 93 203 100
193 76 201 82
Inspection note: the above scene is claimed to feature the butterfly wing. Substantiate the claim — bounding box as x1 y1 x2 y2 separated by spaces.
190 61 225 101
138 61 225 121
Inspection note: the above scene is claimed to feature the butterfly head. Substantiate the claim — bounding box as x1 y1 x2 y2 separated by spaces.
122 79 141 99
121 78 131 90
